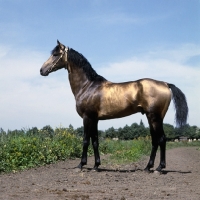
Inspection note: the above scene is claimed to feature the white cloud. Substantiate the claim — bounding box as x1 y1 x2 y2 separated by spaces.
0 44 199 131
0 48 81 130
98 44 200 128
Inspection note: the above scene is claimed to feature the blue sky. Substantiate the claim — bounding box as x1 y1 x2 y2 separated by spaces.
0 0 200 130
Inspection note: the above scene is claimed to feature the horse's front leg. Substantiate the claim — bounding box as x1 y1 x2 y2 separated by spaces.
76 116 91 169
77 133 90 169
88 117 100 170
77 116 100 170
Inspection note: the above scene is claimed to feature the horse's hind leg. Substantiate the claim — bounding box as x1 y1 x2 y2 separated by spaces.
144 125 158 172
145 112 166 172
156 133 166 172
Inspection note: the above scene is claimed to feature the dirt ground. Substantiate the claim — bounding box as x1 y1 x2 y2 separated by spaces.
0 147 200 200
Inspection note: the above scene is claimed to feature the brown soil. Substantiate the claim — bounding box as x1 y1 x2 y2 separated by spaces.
0 147 200 200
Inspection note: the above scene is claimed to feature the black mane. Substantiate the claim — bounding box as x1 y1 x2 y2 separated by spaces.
51 45 106 82
68 48 106 82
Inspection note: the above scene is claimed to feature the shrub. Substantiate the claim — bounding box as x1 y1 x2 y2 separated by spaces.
0 128 82 173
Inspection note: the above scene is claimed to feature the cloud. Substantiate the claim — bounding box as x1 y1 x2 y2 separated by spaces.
0 43 199 131
97 44 200 128
0 47 81 130
0 45 10 58
98 44 200 84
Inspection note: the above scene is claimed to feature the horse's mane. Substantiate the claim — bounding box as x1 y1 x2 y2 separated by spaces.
68 48 106 82
51 45 106 82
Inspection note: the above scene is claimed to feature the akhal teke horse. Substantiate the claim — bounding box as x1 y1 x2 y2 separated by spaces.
40 40 188 172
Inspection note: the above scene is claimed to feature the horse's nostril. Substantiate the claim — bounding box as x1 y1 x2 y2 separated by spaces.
40 68 43 74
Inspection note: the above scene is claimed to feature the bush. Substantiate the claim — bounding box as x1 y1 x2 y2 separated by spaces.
0 126 153 173
0 127 82 173
3 124 199 173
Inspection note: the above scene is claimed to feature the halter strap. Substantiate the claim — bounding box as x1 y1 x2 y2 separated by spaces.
50 46 69 71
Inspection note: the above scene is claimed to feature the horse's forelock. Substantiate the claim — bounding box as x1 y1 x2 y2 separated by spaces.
51 45 60 55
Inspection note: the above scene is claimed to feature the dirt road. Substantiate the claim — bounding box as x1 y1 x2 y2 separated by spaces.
0 147 200 200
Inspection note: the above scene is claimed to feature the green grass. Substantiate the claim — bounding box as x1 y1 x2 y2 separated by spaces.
166 140 200 149
102 139 200 165
0 129 152 173
99 136 151 164
0 129 83 173
1 128 199 174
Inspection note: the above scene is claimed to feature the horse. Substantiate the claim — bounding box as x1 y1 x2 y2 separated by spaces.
40 40 188 172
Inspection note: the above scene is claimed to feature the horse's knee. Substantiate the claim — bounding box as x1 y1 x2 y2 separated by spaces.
159 135 166 145
83 140 90 149
92 141 99 149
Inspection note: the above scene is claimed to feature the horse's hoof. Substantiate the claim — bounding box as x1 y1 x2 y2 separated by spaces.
74 167 82 173
154 170 161 175
73 167 82 173
73 164 82 172
155 166 164 172
91 165 100 172
144 167 151 173
91 168 99 172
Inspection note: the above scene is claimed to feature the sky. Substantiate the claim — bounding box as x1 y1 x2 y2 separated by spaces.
0 0 200 131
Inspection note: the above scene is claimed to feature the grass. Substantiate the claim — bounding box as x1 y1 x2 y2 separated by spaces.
0 129 152 173
166 140 200 149
0 129 83 173
100 137 151 165
1 128 199 174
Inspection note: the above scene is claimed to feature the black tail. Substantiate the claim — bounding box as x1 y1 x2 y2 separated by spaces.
168 84 188 127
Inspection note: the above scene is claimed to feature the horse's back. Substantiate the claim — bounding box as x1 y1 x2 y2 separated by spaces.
98 79 171 119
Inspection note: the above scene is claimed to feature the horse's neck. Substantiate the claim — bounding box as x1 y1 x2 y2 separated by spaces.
68 65 89 97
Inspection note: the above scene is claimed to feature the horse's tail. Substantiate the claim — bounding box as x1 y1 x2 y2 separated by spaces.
167 83 188 127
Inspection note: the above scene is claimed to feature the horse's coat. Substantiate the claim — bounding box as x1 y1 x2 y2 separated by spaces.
40 40 188 172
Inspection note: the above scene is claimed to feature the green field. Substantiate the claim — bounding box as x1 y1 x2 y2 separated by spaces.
0 127 199 173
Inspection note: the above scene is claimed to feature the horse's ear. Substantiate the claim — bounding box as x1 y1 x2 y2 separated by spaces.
57 40 61 46
57 40 65 50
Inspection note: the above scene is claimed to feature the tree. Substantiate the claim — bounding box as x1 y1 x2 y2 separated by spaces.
129 121 148 139
174 124 199 139
163 124 174 140
41 125 54 138
26 127 39 136
0 128 7 143
118 125 133 140
67 124 76 135
105 127 118 138
76 126 84 137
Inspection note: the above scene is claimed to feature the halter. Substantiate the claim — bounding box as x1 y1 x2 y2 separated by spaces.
49 46 69 72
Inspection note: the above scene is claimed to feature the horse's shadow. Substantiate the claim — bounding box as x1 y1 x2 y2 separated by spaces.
79 167 192 175
66 167 136 173
66 166 192 175
159 169 192 175
90 167 136 173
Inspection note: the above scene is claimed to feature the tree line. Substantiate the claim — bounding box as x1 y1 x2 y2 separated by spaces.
101 120 200 140
1 120 199 141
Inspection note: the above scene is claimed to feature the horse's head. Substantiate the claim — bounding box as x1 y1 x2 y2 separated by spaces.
40 40 69 76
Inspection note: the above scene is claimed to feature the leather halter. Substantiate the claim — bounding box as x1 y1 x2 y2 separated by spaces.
49 46 69 72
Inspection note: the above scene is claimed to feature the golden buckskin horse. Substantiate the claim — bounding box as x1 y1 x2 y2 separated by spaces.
40 40 188 172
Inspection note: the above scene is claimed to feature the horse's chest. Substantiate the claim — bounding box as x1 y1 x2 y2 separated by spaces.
75 94 100 118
